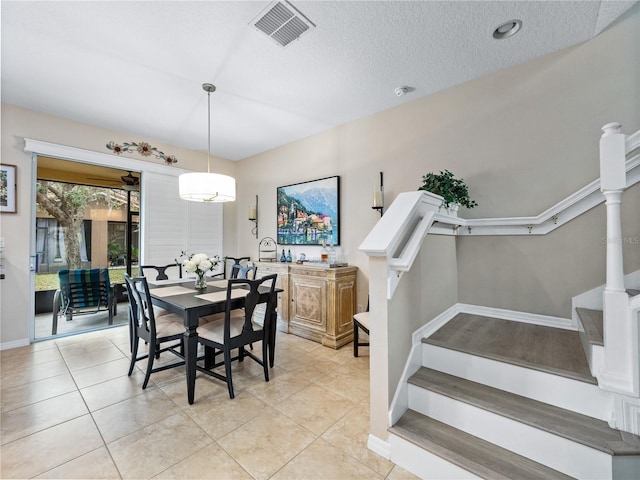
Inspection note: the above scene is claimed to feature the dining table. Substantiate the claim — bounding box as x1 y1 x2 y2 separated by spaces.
147 277 280 404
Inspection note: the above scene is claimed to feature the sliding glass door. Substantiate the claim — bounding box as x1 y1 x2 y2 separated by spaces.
26 139 224 341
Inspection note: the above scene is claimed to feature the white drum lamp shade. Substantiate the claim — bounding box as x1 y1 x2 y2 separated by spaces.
179 83 236 203
179 172 236 202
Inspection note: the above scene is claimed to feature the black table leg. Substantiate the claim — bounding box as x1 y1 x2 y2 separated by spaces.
184 312 199 405
269 308 277 368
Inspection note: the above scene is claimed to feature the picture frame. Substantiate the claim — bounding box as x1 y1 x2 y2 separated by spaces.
277 175 340 246
0 164 17 214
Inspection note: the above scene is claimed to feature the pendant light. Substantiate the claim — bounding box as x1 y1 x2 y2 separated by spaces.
179 83 236 202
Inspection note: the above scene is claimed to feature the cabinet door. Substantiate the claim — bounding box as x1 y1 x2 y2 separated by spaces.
254 263 289 330
334 277 356 337
289 273 327 341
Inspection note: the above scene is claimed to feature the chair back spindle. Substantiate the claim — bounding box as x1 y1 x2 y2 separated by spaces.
223 256 251 279
230 264 258 280
139 264 183 281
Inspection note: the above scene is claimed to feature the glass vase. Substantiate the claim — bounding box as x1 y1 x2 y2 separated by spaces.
194 273 207 291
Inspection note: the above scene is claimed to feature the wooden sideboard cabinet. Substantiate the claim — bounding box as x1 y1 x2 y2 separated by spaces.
254 262 357 349
253 262 290 333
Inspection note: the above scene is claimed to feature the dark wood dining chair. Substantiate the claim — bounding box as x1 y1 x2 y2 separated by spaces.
353 312 370 357
139 263 183 281
213 256 251 279
353 298 370 357
196 274 277 399
124 274 186 389
138 264 183 318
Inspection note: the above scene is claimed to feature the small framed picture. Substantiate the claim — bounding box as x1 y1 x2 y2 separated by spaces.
1 164 17 213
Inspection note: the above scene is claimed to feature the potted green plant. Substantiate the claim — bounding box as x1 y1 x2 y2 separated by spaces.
418 170 477 213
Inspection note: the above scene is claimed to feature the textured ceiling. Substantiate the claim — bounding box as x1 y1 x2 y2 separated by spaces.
2 1 637 161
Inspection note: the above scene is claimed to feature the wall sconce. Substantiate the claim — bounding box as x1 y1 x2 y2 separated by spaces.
372 171 384 216
249 195 258 238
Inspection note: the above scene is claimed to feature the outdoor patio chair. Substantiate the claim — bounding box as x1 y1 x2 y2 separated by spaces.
51 268 117 335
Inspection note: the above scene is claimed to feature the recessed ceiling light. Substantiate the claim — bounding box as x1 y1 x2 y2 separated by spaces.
493 19 522 39
394 86 414 97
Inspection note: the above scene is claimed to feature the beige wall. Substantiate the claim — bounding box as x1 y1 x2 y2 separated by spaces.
458 185 640 316
236 7 639 319
388 236 458 393
0 104 237 345
1 7 639 346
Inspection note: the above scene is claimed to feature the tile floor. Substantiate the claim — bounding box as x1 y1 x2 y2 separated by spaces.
34 302 130 340
1 325 418 479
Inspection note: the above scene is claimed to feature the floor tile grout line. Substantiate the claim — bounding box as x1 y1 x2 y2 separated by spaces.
0 371 77 414
7 340 123 478
1 343 87 447
2 325 402 479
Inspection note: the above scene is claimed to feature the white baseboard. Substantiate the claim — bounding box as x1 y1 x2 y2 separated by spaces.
0 338 30 351
412 304 463 344
389 304 461 426
458 303 573 330
367 434 391 460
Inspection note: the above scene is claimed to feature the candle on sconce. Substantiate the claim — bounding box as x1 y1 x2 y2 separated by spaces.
249 205 257 220
373 190 384 208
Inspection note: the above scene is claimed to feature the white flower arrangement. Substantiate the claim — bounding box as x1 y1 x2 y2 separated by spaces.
176 251 221 278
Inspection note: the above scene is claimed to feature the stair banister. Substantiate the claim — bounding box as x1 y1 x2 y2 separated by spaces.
359 189 460 454
360 190 447 298
359 125 640 458
598 122 639 397
600 122 626 292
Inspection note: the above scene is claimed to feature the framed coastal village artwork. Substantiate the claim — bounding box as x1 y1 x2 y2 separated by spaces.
277 176 340 246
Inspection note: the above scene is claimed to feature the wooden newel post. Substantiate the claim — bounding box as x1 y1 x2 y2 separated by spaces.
600 122 626 293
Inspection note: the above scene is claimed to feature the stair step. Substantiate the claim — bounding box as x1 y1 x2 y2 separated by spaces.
576 307 604 346
423 313 596 384
390 409 574 480
409 367 640 456
577 288 638 346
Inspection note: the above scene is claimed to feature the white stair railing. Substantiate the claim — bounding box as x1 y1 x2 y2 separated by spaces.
359 123 640 451
359 190 458 298
598 122 639 397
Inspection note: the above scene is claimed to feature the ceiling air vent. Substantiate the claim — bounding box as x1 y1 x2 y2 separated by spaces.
250 1 315 47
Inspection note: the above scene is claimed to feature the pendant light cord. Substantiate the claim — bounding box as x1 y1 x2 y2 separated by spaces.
207 89 211 174
202 82 216 174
